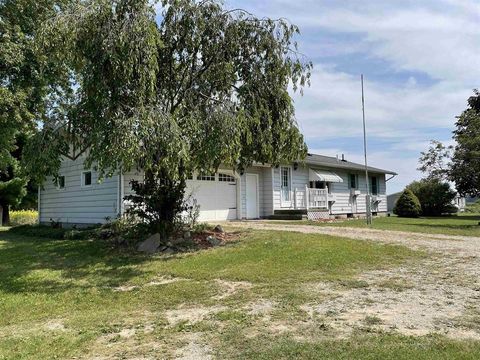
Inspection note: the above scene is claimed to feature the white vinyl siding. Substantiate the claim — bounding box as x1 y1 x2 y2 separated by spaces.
272 166 388 214
39 156 118 225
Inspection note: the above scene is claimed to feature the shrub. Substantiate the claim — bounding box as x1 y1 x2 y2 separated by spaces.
407 179 457 216
9 225 68 239
8 210 38 226
393 189 422 218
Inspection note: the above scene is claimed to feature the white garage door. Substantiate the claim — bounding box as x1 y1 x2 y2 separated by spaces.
185 172 237 221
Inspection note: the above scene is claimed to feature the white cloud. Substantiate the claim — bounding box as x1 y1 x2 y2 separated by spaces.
293 65 470 140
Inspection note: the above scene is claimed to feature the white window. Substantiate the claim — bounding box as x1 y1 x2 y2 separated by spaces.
281 167 291 202
82 171 92 187
218 173 236 183
57 176 65 190
197 173 215 181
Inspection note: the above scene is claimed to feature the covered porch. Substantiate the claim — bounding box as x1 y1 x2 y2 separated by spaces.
286 169 343 211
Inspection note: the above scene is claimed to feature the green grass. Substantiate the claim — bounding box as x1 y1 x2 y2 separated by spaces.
218 332 480 360
0 227 478 359
270 214 480 237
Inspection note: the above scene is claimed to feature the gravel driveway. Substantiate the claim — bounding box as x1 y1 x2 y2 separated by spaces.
228 221 480 339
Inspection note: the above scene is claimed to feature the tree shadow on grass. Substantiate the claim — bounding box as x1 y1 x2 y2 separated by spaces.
401 222 480 234
420 215 480 222
0 230 154 295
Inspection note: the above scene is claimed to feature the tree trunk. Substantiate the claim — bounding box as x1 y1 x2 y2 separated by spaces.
0 203 10 226
124 166 187 242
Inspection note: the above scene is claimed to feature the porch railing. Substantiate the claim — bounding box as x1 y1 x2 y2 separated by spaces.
292 186 330 210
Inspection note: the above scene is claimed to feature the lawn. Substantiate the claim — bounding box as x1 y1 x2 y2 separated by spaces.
1 227 479 359
270 214 480 237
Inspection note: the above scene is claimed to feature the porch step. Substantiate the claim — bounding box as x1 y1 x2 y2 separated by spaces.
267 213 307 221
273 209 308 215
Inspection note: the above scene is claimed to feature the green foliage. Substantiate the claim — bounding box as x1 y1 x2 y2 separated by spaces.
8 224 68 239
24 0 311 238
0 0 72 169
393 189 422 218
8 210 38 226
418 140 452 180
125 169 187 237
407 178 457 216
465 199 480 213
450 89 480 197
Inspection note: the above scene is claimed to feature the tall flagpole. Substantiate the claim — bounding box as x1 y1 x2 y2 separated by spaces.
361 74 372 225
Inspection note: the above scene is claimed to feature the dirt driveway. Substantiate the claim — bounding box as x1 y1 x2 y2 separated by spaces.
228 221 480 339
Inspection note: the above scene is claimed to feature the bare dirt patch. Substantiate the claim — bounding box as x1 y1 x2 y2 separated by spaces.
165 305 228 326
44 319 66 332
213 279 253 300
174 333 213 360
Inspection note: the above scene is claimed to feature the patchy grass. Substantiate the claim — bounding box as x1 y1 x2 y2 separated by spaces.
217 332 480 360
269 214 480 237
1 227 479 359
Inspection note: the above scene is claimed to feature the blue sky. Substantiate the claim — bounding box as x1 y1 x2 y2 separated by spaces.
155 1 480 193
222 0 480 193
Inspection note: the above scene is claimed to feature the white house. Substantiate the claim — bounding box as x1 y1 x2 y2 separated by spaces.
38 153 397 226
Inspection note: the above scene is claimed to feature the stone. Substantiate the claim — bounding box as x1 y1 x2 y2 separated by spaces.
169 236 184 245
98 228 114 239
207 235 221 246
163 247 175 254
137 233 161 253
214 225 224 233
183 230 191 239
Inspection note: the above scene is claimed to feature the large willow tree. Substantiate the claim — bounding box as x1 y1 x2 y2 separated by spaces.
25 0 311 237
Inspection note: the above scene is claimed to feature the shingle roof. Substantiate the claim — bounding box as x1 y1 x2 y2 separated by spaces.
303 153 397 175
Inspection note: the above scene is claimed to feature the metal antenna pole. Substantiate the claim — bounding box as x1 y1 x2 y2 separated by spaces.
361 74 372 225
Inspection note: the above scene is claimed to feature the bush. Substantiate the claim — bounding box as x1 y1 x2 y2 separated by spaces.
407 179 457 216
9 225 68 239
9 210 38 226
9 224 98 240
393 189 422 218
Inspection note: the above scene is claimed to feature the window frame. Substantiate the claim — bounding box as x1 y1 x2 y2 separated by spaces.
370 176 378 195
197 173 215 181
81 170 93 187
349 174 357 189
218 173 236 183
57 175 66 190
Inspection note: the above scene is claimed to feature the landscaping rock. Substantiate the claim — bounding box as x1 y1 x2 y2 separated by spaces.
98 228 114 239
163 247 175 254
214 225 224 233
170 237 184 245
137 233 161 253
207 235 221 246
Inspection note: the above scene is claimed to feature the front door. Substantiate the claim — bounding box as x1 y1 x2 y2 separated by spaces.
281 166 291 207
246 174 259 219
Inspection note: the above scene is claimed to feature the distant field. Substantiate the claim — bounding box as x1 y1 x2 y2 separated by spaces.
269 214 480 237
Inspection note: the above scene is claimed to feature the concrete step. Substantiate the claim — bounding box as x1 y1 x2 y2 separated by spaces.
267 214 307 221
273 209 307 215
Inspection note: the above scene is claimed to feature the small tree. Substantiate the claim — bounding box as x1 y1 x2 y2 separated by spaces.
393 189 421 218
407 179 457 216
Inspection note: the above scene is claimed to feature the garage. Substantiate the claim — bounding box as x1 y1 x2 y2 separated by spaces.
185 172 238 221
